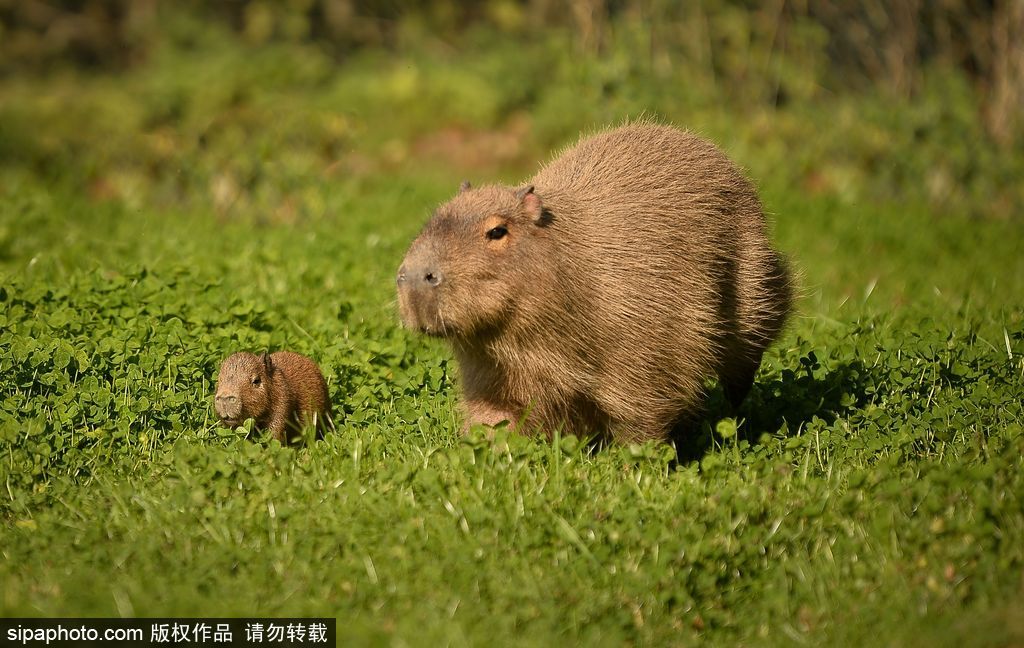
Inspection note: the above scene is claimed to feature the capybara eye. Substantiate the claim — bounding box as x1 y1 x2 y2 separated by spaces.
252 376 261 387
486 226 508 241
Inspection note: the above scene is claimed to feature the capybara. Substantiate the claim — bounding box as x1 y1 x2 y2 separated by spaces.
214 351 332 443
397 121 791 443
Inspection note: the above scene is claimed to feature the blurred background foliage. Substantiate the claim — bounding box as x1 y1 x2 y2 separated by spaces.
0 0 1021 220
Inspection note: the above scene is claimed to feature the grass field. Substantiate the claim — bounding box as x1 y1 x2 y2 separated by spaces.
1 18 1023 646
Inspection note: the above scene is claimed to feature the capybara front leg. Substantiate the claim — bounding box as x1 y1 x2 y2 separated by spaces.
462 399 520 434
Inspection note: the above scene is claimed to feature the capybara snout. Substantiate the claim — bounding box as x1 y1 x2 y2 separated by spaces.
213 392 242 425
396 240 447 335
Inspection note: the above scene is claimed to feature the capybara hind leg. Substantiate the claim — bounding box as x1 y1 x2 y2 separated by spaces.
720 354 762 410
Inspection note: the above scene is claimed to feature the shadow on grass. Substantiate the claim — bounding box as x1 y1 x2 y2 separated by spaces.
672 358 875 464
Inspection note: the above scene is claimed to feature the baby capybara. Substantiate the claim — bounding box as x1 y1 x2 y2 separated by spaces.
214 351 331 443
397 121 791 443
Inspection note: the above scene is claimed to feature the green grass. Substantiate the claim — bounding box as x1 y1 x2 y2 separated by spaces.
1 21 1023 647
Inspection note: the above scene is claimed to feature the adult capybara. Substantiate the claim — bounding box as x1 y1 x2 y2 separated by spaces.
214 351 332 443
397 121 791 443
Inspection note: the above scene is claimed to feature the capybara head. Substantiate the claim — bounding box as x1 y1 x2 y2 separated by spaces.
214 352 274 427
397 182 548 338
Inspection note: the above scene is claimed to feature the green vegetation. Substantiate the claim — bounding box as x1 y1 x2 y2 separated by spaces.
1 6 1023 646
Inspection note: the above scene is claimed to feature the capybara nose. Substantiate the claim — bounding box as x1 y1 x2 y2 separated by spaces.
423 270 443 287
403 261 443 288
215 394 239 418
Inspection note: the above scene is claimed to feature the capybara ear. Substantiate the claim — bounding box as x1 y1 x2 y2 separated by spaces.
260 352 273 375
459 180 472 193
516 185 543 223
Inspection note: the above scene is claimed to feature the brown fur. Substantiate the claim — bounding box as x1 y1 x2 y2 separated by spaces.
214 351 332 443
397 121 792 443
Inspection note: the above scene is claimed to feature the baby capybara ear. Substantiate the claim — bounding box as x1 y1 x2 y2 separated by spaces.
516 185 543 223
260 351 273 375
459 180 472 193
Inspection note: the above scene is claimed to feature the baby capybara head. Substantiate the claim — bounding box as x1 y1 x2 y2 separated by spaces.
397 182 548 338
214 352 274 427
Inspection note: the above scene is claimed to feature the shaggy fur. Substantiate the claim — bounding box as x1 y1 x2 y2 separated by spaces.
397 121 791 443
214 351 331 443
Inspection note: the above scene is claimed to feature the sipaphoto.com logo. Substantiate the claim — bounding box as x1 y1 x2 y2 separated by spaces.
1 618 336 647
7 622 142 645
